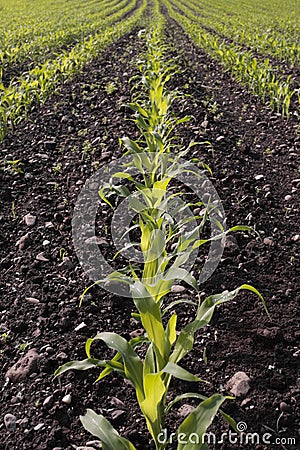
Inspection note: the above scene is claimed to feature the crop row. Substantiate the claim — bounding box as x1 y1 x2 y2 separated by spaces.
179 0 300 66
0 0 109 48
183 0 299 37
0 0 147 139
55 1 268 448
163 0 299 118
0 0 135 76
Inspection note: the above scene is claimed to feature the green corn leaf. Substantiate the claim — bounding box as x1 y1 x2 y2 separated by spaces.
112 172 134 181
162 362 206 383
96 336 148 382
192 225 256 250
99 187 113 208
164 313 177 359
140 372 166 423
176 116 191 124
122 137 142 153
80 409 137 450
96 366 115 381
132 282 165 365
129 196 147 213
166 392 208 414
164 266 198 292
127 103 149 117
85 332 144 396
239 283 269 317
165 314 177 347
138 372 166 447
165 392 236 431
171 284 268 364
131 312 141 322
54 358 107 377
146 229 166 262
228 225 254 234
177 394 228 450
143 343 156 377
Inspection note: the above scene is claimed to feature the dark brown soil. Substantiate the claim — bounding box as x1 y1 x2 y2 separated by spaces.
0 16 299 450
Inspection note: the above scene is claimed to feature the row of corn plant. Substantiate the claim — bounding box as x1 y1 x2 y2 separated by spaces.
0 0 130 73
177 0 300 66
0 0 147 140
0 0 112 46
0 0 94 53
55 2 269 449
183 0 299 39
164 0 298 118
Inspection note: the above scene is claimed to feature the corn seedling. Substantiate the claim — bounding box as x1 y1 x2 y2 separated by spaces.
1 158 24 175
164 0 298 118
56 6 269 449
0 0 147 139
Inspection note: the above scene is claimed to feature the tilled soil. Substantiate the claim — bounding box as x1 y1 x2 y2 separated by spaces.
0 18 299 450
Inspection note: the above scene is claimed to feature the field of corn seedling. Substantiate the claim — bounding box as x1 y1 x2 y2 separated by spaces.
0 0 299 449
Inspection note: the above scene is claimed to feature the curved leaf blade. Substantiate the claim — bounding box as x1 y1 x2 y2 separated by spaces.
80 409 137 450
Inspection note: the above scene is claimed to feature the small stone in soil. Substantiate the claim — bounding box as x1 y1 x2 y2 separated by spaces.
24 213 36 226
84 236 109 246
74 322 87 331
5 348 40 383
16 417 28 427
34 423 44 431
77 447 97 450
86 441 102 449
254 175 264 180
111 409 126 420
257 327 282 341
62 394 72 405
4 413 17 432
224 235 239 254
263 237 274 246
43 395 54 409
284 195 292 202
110 397 126 408
45 221 54 228
45 346 54 354
36 252 49 262
241 398 252 407
56 352 68 359
25 297 40 304
226 371 251 397
171 284 185 293
88 182 100 191
130 328 144 338
280 402 292 413
178 404 195 417
17 234 32 250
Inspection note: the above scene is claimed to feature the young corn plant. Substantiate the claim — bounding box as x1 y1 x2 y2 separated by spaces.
0 0 147 139
56 164 268 448
164 0 296 118
56 8 269 449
